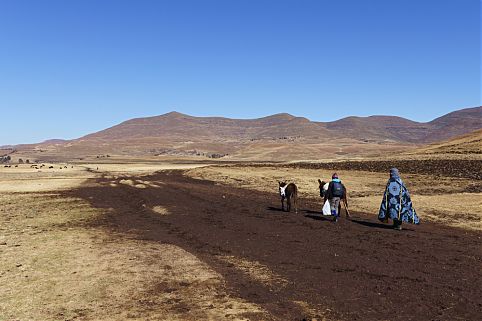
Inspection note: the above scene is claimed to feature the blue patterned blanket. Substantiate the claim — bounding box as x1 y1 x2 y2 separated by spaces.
378 178 420 224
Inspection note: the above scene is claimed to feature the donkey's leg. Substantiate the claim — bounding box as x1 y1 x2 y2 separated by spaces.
281 198 285 211
294 195 298 213
287 197 291 212
343 196 351 218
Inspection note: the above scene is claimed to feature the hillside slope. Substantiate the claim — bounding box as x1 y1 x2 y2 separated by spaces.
10 106 482 161
410 128 482 155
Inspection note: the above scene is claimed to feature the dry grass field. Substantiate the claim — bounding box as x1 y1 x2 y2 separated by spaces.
1 158 480 320
0 164 267 321
186 164 482 231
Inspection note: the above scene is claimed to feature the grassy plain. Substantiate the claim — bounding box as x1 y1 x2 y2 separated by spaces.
1 158 480 320
0 163 266 321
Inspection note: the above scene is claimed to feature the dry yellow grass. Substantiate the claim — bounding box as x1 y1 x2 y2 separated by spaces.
81 162 211 176
223 139 412 161
2 159 479 320
216 255 289 289
186 165 481 231
0 164 268 320
0 164 94 192
151 205 170 216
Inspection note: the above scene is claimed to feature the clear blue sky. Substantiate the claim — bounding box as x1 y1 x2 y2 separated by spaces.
0 0 480 145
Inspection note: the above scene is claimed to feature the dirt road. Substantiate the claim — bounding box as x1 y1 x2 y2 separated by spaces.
65 170 482 321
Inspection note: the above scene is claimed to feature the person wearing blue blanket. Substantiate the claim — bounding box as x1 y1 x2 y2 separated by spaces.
378 168 420 230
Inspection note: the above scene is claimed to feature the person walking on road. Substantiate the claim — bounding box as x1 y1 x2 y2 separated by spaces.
324 173 348 222
378 168 420 230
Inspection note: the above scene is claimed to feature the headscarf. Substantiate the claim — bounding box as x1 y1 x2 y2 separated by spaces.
390 168 400 179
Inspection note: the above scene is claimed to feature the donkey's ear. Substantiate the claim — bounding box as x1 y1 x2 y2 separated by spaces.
318 179 322 184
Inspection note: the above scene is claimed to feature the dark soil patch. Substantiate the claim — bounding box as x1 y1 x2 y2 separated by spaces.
64 170 482 321
246 159 482 180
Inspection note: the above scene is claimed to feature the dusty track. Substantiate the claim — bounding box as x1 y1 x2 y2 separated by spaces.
65 170 481 321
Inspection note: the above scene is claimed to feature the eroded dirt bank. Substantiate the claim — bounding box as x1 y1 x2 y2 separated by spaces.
65 170 482 321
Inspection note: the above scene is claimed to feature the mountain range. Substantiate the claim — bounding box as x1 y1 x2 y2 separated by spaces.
5 106 481 161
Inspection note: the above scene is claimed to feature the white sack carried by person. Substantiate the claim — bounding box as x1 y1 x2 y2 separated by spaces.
322 199 331 215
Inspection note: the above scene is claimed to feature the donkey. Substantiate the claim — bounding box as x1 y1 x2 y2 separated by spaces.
278 181 298 213
318 179 329 198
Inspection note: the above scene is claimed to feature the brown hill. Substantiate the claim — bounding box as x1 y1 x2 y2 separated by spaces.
11 106 482 161
410 128 482 156
425 107 482 142
324 116 431 143
324 106 481 143
71 106 482 144
81 112 328 141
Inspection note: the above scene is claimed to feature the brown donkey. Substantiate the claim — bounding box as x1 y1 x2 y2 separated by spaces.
318 179 329 198
278 181 298 213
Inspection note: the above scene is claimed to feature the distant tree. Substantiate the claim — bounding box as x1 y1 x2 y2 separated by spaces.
6 155 11 162
25 159 30 164
18 158 24 164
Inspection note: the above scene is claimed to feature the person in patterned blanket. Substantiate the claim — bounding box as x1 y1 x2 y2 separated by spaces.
378 168 420 230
